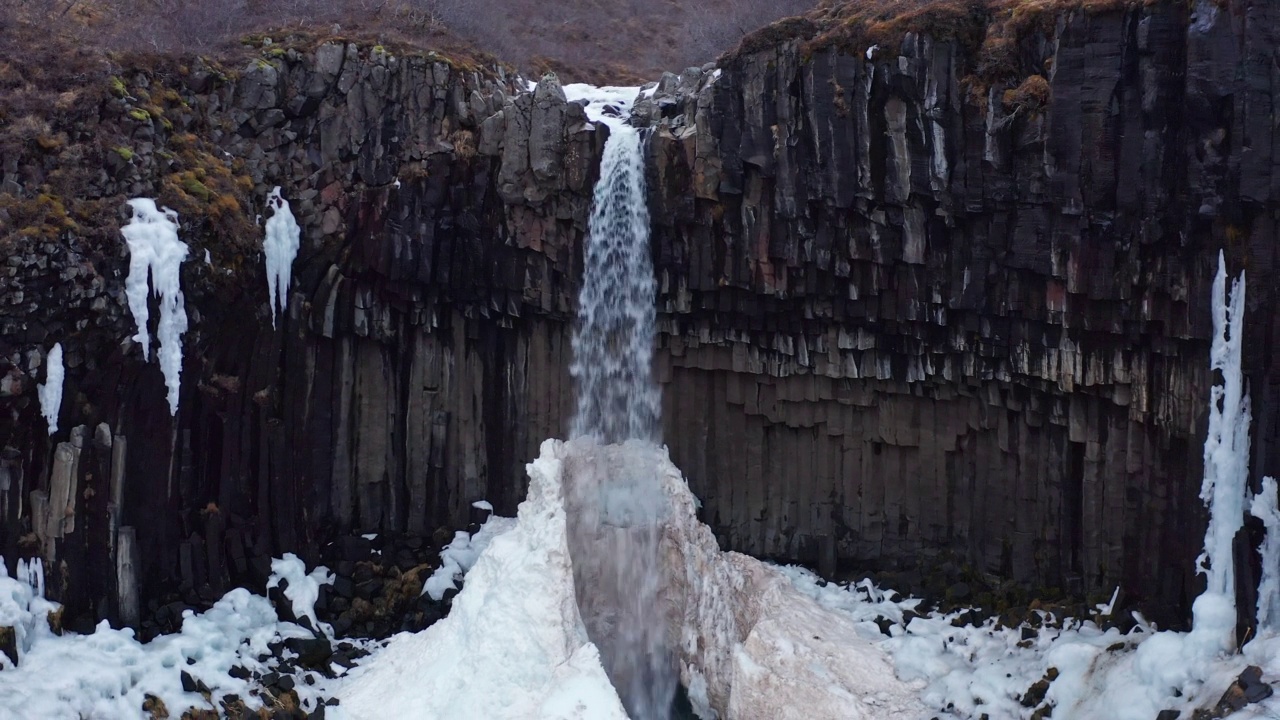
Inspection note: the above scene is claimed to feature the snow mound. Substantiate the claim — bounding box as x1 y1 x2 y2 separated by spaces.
268 553 334 637
120 199 189 416
421 511 517 601
263 187 300 328
336 439 628 720
636 439 926 719
341 438 926 720
36 343 62 435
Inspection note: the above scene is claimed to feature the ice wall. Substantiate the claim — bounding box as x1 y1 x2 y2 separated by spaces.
1194 251 1250 651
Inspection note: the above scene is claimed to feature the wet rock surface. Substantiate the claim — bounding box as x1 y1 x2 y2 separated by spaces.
1 1 1279 632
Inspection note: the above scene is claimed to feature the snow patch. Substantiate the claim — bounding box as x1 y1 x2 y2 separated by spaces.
0 561 331 718
120 199 189 416
36 343 63 435
263 187 301 328
267 553 334 638
421 512 517 601
0 557 56 669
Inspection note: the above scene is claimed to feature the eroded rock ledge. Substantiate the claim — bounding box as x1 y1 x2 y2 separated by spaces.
1 0 1278 629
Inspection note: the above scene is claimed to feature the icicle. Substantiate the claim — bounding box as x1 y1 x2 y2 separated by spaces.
1192 251 1250 652
36 343 63 435
1252 477 1280 632
120 199 189 416
263 187 301 328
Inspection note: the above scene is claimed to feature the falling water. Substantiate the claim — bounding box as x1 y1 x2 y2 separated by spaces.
567 116 676 719
570 123 661 444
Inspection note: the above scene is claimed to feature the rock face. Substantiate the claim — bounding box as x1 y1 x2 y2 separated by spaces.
1 1 1279 628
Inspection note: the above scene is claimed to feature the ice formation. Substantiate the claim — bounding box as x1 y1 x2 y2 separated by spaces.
0 557 55 668
1253 477 1280 633
263 187 301 328
120 199 189 416
36 343 63 435
267 553 334 637
1196 250 1250 651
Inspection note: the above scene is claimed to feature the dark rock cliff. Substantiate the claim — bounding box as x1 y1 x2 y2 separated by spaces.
1 0 1278 630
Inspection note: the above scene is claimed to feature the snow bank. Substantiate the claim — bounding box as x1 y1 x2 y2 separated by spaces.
421 511 517 601
263 187 300 328
36 343 62 435
0 562 329 719
341 436 926 720
120 199 189 416
336 439 628 720
268 553 334 637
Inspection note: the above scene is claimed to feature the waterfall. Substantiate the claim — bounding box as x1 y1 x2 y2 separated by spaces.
567 109 676 719
570 123 661 444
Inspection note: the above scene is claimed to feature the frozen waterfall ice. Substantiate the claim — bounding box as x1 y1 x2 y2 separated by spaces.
263 187 300 328
1253 477 1280 632
1194 250 1250 652
37 343 63 435
120 199 189 416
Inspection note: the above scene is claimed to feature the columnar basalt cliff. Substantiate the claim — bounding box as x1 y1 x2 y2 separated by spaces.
1 0 1278 630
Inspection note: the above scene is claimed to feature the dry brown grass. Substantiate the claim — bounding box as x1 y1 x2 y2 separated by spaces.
0 0 825 85
724 0 1150 81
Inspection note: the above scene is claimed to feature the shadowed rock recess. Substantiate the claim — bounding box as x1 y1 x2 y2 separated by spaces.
2 0 1280 630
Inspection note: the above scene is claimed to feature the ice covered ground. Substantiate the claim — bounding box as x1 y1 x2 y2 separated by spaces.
784 567 1280 720
420 503 517 602
0 555 359 719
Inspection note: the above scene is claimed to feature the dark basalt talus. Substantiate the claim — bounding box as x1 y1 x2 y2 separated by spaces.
1 0 1278 631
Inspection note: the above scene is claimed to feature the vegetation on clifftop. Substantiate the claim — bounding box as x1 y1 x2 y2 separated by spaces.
725 0 1163 85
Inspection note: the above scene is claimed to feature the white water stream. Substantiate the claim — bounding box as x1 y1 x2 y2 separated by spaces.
565 85 676 720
